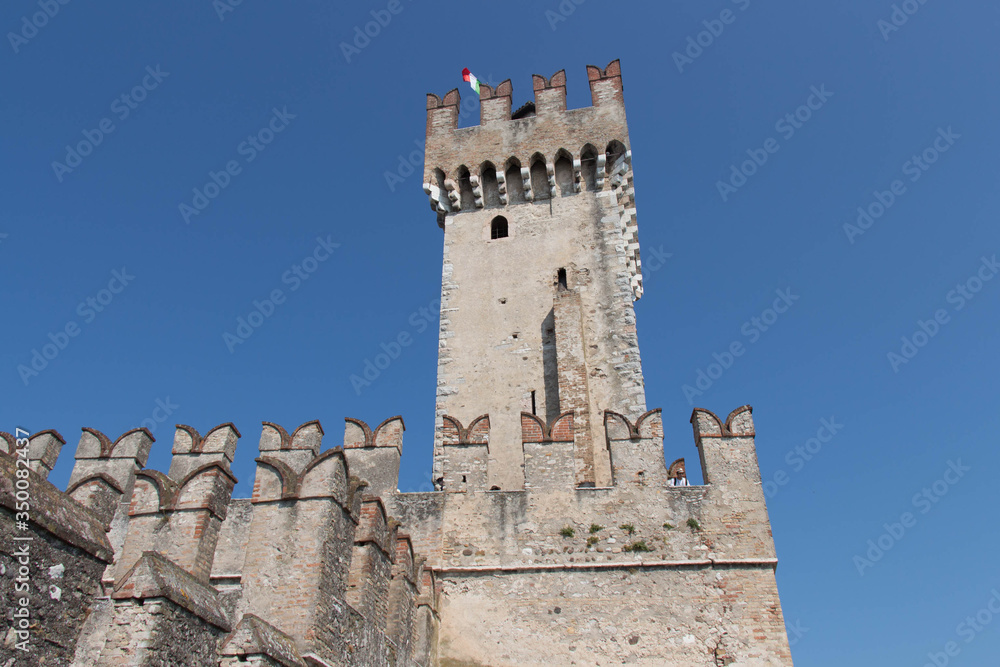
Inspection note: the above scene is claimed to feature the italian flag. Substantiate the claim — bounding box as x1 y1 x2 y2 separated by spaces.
462 68 480 94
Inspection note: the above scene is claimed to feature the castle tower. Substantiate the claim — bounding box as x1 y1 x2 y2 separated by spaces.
424 60 644 490
2 59 791 667
408 61 794 666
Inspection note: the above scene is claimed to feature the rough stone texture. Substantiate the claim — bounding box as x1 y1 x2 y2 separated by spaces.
343 417 404 497
12 60 790 666
96 596 225 666
425 64 645 490
0 507 108 666
436 566 788 666
218 614 305 667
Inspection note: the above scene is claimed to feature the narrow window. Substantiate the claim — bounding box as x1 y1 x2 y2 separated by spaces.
491 216 508 239
457 165 475 211
554 152 574 196
580 145 598 191
481 162 501 207
557 268 568 290
531 390 537 416
530 157 550 201
505 159 525 204
605 140 627 176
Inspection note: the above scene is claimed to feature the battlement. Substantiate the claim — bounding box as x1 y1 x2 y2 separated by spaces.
3 403 784 665
1 428 67 479
0 59 792 665
423 61 632 227
425 60 622 135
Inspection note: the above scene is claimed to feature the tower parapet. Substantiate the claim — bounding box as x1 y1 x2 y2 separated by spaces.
67 427 153 526
4 59 791 667
424 60 646 492
116 423 239 583
342 416 404 497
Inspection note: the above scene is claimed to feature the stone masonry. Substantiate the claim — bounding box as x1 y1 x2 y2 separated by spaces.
0 60 791 666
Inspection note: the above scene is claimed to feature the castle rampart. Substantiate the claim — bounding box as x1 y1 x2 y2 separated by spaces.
1 60 791 666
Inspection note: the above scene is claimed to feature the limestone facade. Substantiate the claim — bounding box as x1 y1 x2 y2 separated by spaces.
0 60 792 666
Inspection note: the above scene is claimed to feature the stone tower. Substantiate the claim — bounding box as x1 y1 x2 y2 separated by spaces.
424 61 644 491
405 60 795 665
0 60 793 667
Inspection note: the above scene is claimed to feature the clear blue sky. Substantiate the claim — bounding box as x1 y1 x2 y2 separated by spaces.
3 1 998 663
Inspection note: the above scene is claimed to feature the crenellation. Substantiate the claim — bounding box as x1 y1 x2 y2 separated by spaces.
115 424 239 584
67 427 153 527
532 69 568 115
28 59 789 666
342 416 404 497
604 409 668 486
478 79 512 125
169 422 240 481
27 428 66 479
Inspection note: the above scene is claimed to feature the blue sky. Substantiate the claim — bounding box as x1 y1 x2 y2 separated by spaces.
3 1 999 663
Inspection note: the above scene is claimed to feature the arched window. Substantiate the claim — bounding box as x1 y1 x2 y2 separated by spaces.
480 162 501 208
433 167 447 192
530 154 549 201
605 140 627 176
457 166 475 211
491 216 508 239
505 158 525 204
580 144 598 191
554 150 574 196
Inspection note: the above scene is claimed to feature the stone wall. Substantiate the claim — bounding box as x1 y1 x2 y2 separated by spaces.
2 412 789 666
1 420 437 667
0 446 112 666
1 59 792 667
410 406 791 666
